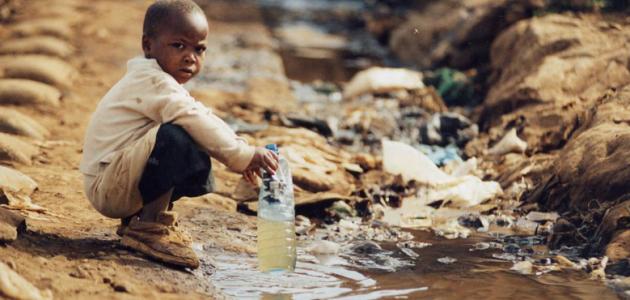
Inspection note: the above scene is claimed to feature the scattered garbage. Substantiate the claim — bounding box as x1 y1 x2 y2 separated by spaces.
382 140 502 208
419 112 479 147
424 68 476 106
487 128 527 156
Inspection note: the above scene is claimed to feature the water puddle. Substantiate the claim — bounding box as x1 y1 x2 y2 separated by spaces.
205 230 616 299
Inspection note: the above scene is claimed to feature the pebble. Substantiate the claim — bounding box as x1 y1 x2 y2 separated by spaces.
351 241 382 254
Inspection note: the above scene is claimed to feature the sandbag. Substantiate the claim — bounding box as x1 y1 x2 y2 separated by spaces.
0 261 47 300
0 108 49 140
0 166 44 212
0 133 38 165
10 19 72 40
0 36 74 58
0 55 76 88
0 79 61 107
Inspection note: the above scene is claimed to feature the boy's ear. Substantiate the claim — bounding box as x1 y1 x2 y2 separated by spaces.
142 35 152 58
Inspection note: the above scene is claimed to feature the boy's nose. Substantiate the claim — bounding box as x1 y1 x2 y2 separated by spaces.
183 52 196 64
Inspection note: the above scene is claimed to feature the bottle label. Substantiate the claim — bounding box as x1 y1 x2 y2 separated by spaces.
262 174 288 204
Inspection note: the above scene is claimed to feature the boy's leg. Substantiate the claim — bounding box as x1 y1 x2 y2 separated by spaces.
121 123 212 269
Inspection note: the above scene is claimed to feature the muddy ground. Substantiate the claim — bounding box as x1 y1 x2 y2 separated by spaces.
2 0 630 299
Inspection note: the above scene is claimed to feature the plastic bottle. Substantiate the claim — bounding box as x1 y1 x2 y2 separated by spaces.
257 144 296 272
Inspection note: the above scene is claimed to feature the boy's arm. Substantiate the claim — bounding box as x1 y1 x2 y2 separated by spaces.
145 84 255 172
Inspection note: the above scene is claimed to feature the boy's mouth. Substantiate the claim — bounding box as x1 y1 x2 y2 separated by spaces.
179 68 194 76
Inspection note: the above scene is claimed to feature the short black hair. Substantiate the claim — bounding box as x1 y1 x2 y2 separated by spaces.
143 0 205 38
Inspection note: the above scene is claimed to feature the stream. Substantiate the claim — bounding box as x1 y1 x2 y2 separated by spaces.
194 0 620 299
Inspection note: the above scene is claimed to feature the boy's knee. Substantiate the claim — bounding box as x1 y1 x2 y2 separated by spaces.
158 123 194 149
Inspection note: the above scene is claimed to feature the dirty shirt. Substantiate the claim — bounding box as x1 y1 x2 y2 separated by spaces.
79 56 255 177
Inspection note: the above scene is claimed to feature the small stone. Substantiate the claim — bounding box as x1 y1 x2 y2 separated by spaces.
351 241 382 254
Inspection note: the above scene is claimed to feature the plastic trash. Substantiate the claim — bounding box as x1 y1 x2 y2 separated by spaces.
424 68 476 106
257 144 297 273
382 140 502 207
488 128 527 156
418 144 462 166
437 257 457 264
343 67 424 99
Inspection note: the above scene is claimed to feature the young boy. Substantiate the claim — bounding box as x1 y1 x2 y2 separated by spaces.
79 0 278 269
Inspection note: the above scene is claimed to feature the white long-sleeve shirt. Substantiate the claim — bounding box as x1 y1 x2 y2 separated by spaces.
80 56 255 176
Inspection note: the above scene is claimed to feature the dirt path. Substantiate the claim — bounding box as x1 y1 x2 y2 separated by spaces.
0 0 272 298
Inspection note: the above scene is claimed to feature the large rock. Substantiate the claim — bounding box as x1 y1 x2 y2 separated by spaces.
389 0 542 69
482 14 630 151
525 86 630 256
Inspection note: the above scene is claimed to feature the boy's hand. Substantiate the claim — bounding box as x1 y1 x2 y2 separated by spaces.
244 147 279 180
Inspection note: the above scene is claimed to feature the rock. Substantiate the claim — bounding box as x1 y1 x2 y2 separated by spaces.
0 166 43 212
606 230 630 262
343 67 424 99
306 240 340 255
526 86 630 251
511 260 533 275
0 36 74 58
351 241 382 254
0 107 49 140
10 18 73 40
0 133 39 165
389 0 542 69
231 178 258 202
275 23 346 50
0 55 77 88
487 128 527 156
482 14 630 151
0 79 61 107
0 261 47 300
0 207 25 242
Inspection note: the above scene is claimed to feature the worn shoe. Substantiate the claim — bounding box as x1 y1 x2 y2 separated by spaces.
121 216 199 269
156 211 193 245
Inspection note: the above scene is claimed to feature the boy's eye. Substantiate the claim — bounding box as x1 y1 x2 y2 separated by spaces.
195 46 206 54
171 43 184 50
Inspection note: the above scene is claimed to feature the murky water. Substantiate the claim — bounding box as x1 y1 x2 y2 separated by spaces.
206 230 617 299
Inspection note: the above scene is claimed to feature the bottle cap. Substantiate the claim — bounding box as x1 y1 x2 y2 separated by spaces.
265 143 279 154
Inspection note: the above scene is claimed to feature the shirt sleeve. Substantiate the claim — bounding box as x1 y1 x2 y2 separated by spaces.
144 76 255 172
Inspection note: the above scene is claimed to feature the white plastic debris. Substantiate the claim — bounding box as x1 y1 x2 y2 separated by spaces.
382 140 502 207
306 240 341 255
343 67 424 99
437 257 457 264
511 260 534 275
434 219 471 239
488 128 527 156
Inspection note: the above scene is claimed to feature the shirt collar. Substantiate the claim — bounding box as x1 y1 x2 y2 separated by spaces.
127 56 163 72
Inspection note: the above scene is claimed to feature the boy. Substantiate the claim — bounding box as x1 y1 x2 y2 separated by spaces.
79 0 278 269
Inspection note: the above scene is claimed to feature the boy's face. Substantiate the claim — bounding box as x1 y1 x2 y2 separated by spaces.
142 12 208 84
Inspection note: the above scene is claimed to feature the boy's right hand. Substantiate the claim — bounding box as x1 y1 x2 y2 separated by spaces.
244 147 279 179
